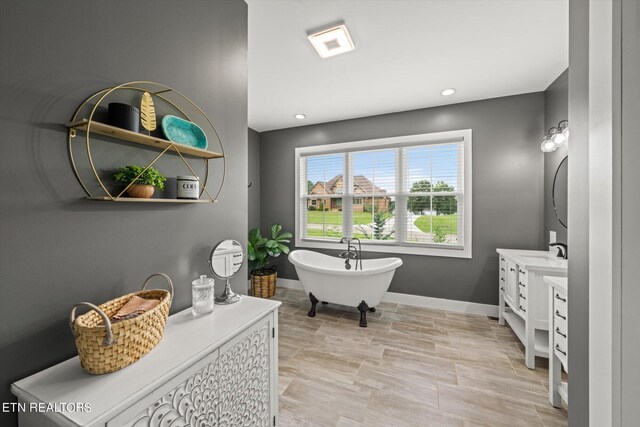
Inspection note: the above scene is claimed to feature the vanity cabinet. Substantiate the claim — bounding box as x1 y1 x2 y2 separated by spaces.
11 297 280 427
497 249 567 369
545 276 569 407
211 245 244 279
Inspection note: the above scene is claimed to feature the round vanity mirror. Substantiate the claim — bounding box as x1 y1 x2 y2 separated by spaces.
552 156 568 228
209 239 244 304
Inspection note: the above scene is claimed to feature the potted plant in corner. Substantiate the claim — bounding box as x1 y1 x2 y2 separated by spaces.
113 165 166 199
248 224 292 298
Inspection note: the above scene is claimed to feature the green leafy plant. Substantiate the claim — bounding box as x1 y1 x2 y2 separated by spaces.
113 165 166 190
248 224 292 274
432 225 448 243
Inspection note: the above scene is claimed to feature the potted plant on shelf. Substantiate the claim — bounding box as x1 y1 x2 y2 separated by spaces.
248 224 292 298
113 165 166 199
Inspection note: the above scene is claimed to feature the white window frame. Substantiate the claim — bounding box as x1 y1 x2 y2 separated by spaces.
294 130 472 258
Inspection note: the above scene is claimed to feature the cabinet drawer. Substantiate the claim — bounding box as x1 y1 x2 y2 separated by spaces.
517 290 528 311
554 323 568 343
553 291 567 314
518 268 528 288
554 340 568 364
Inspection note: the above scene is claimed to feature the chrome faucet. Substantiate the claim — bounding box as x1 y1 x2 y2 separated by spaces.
339 237 362 270
549 242 568 260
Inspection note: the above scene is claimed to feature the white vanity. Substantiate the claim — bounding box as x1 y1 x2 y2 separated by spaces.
11 296 280 427
545 275 569 407
497 249 567 369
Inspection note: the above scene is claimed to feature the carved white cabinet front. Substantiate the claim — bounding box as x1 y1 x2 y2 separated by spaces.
11 297 280 427
117 316 274 427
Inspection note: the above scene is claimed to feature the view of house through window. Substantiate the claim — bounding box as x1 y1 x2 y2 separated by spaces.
297 131 470 254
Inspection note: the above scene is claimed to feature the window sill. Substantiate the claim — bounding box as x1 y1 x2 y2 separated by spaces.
296 238 472 258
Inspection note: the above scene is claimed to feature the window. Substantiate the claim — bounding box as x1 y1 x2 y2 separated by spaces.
295 130 472 258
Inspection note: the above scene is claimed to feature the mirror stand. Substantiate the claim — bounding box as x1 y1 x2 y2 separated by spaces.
214 278 241 304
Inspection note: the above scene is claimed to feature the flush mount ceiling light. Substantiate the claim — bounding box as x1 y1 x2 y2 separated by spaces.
294 114 306 120
541 120 569 152
307 22 355 59
441 88 457 96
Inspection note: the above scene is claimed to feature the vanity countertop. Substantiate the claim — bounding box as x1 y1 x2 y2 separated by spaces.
544 275 568 294
497 248 568 274
11 296 281 427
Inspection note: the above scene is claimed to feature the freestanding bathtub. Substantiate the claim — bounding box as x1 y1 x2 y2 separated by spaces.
288 250 403 327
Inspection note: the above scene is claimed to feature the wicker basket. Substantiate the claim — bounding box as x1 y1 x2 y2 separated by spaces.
69 273 173 375
251 271 277 298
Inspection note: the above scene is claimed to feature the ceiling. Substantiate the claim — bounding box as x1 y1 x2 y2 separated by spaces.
247 0 568 132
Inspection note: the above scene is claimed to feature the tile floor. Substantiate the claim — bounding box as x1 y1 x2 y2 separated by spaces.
273 287 568 427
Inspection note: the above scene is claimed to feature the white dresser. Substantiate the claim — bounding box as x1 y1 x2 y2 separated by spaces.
545 275 569 407
11 297 281 427
497 249 567 369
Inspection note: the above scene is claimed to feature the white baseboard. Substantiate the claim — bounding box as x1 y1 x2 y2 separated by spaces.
273 278 498 317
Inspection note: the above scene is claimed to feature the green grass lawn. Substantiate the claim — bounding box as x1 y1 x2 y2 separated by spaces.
413 214 458 234
306 210 380 225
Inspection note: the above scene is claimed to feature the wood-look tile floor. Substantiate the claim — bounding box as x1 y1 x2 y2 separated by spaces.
273 288 568 427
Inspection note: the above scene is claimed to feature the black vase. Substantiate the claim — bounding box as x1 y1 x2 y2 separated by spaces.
108 103 140 132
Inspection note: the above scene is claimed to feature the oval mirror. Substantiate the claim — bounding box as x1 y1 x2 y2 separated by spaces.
552 156 568 228
209 239 244 279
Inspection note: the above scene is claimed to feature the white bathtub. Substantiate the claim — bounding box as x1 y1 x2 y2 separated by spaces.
288 250 402 326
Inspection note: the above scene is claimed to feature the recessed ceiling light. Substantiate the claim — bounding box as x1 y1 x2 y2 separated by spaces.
441 88 457 96
294 114 306 120
307 22 355 59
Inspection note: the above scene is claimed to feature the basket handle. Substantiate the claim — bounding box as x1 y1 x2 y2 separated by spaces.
69 302 114 347
141 273 174 307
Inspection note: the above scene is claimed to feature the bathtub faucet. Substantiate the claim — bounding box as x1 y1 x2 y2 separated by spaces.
339 237 362 271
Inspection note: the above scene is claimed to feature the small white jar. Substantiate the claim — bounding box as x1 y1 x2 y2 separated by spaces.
177 176 199 199
192 275 215 317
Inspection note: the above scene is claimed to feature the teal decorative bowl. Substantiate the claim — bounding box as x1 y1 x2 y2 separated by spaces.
161 115 208 150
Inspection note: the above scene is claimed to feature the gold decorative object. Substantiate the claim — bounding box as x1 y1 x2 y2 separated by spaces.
66 81 226 203
140 91 157 134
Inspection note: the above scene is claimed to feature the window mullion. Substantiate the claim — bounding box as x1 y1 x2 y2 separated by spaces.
343 152 353 239
396 147 406 243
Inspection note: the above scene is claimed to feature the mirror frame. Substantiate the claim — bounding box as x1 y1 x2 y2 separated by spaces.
552 155 568 229
208 239 245 280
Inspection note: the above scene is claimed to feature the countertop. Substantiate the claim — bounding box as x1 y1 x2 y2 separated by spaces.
544 275 568 294
497 248 568 275
11 296 280 426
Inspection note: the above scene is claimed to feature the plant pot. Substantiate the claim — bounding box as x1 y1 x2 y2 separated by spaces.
250 270 277 299
126 184 154 199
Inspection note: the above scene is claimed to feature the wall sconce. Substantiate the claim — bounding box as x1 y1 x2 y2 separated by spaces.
541 120 569 152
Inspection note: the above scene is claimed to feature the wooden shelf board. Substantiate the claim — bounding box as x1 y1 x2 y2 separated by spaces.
503 310 549 358
87 197 215 203
67 119 223 160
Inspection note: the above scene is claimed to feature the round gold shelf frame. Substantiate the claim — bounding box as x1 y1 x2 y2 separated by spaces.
67 81 225 202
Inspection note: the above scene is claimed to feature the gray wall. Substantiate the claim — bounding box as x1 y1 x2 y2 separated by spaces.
260 93 545 305
621 0 640 423
568 0 589 424
248 128 261 231
0 1 247 426
544 69 569 246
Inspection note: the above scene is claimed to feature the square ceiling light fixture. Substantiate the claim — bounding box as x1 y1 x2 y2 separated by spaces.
307 22 355 59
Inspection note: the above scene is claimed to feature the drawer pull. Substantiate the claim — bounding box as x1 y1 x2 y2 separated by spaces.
501 268 505 272
555 310 567 320
510 267 515 272
519 305 526 312
555 293 567 303
500 277 505 282
519 269 525 274
555 327 567 338
500 287 505 291
555 344 567 356
519 282 525 287
519 293 526 300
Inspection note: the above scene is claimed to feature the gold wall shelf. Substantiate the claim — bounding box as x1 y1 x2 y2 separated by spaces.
87 197 216 203
67 120 223 160
67 81 226 203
